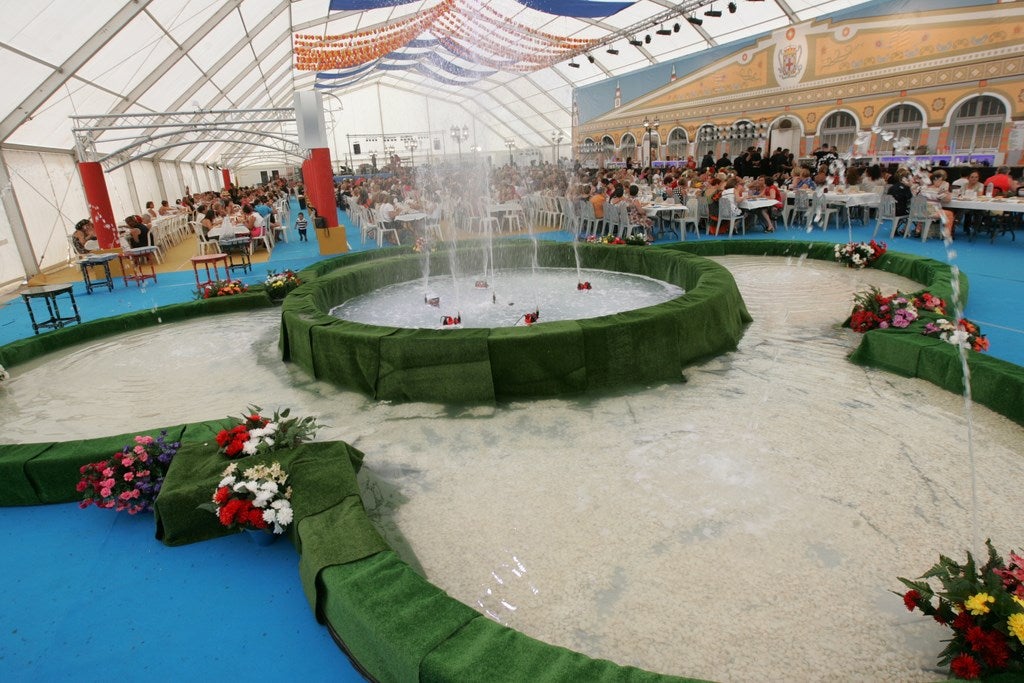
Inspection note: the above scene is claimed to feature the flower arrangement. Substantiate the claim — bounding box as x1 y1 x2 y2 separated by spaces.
834 240 887 268
0 364 9 382
76 431 180 514
413 236 436 253
624 231 649 246
898 540 1024 680
914 291 946 314
847 286 919 333
264 269 301 300
200 461 293 535
197 279 248 299
923 317 990 353
214 405 321 459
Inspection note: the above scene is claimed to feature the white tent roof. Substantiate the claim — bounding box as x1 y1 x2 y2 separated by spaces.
0 0 881 165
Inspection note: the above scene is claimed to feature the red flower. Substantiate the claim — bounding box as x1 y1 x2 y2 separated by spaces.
952 610 974 631
213 486 231 504
850 310 878 333
950 654 981 679
902 589 920 611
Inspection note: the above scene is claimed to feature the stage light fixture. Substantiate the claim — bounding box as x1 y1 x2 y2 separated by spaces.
568 60 580 68
606 46 619 55
673 23 680 32
586 54 595 63
628 37 643 46
656 24 671 36
687 15 703 26
705 6 722 17
728 2 737 12
644 34 651 44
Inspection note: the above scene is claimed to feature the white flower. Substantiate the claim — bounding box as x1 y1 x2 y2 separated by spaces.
263 437 275 448
253 491 274 508
218 474 236 488
260 480 279 493
249 427 266 438
242 439 258 455
262 508 277 524
947 329 971 348
273 503 293 528
263 422 278 435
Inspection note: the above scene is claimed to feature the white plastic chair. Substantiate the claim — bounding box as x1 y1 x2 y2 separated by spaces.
908 195 941 241
873 194 909 240
785 190 812 230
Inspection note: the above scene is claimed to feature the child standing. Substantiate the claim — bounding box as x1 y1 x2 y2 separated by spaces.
295 212 309 242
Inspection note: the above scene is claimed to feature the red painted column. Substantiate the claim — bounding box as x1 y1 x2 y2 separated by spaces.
301 156 318 215
309 147 337 228
77 161 118 248
221 168 232 191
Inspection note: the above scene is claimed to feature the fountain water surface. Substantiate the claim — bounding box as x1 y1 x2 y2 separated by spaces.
2 256 1021 681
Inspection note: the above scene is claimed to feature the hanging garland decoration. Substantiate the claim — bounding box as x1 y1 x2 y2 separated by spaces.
294 0 454 70
294 0 601 73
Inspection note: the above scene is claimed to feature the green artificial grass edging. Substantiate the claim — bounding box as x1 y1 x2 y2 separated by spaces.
0 289 276 370
280 241 753 402
0 427 707 683
662 240 1024 427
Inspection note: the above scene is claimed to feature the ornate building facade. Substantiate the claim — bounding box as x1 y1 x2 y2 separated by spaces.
574 2 1024 168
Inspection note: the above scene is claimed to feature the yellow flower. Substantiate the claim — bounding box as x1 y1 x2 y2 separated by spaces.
1014 595 1024 609
965 592 995 615
1009 613 1024 645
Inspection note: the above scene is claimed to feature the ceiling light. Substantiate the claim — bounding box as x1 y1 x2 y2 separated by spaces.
586 54 595 64
705 5 722 17
628 37 643 46
687 16 703 26
728 2 737 12
656 25 671 36
644 34 652 44
673 23 680 32
568 60 579 68
606 47 619 55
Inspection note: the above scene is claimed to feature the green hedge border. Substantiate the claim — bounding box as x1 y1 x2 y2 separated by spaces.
280 241 753 402
661 240 1024 427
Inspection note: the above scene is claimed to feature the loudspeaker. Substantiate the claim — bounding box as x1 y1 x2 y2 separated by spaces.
353 143 361 154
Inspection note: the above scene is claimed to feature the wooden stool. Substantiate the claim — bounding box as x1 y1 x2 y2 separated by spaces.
119 247 159 286
77 253 117 294
190 253 230 288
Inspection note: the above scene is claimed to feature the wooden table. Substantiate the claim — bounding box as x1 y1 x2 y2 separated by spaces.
118 247 159 287
77 253 117 294
190 253 231 288
20 283 81 334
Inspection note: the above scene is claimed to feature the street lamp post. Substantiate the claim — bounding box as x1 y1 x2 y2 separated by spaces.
504 137 516 165
642 115 661 164
449 125 469 160
403 136 419 168
551 131 564 164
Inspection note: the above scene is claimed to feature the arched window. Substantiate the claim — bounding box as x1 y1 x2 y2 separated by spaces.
666 128 688 159
601 135 615 155
728 120 758 157
819 111 857 154
876 105 923 154
620 133 637 163
949 95 1006 152
696 125 717 157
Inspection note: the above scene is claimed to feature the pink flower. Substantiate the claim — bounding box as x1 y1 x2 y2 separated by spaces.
100 487 112 497
102 468 113 477
123 472 134 481
134 445 146 455
121 457 133 467
135 435 154 445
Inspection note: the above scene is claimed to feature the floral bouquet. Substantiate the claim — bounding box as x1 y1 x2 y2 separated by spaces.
847 286 918 333
199 461 293 535
76 431 181 514
923 317 990 353
197 278 248 299
0 364 9 383
834 240 887 268
215 405 321 459
898 540 1024 680
600 235 626 245
264 269 301 300
914 291 946 314
624 230 649 246
413 236 436 253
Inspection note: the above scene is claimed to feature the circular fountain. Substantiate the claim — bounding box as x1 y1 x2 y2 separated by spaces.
279 240 752 402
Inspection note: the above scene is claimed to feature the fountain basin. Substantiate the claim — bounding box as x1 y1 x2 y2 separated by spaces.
279 241 752 402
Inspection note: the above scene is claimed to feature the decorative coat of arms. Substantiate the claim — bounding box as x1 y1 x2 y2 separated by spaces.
777 45 804 81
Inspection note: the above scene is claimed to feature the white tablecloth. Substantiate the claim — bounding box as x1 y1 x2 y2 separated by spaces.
943 198 1024 213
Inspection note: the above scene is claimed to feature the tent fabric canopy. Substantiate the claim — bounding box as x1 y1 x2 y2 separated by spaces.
0 0 885 167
